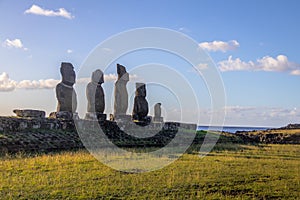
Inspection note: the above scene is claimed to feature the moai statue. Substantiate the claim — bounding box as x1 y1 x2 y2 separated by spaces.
85 69 106 121
113 64 130 120
132 82 151 125
51 62 77 120
153 103 163 122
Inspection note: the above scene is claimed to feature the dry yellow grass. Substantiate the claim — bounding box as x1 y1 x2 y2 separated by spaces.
247 129 300 135
0 144 299 199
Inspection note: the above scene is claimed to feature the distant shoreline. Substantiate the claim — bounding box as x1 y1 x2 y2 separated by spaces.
197 125 273 133
198 123 300 134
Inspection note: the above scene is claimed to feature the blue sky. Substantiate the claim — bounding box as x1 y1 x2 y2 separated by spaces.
0 0 300 127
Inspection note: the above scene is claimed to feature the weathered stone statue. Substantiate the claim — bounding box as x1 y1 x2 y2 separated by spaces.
132 83 151 124
114 64 129 117
153 103 163 122
53 62 77 119
154 103 161 118
85 69 106 121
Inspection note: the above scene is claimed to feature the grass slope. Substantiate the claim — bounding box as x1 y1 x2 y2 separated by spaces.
1 144 299 199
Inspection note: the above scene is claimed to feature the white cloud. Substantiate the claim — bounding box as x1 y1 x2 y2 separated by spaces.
3 39 22 48
76 77 90 84
224 106 256 113
0 72 59 91
17 79 59 89
218 56 255 71
199 40 240 52
202 106 300 127
77 74 139 83
104 73 117 82
258 55 295 72
129 74 139 81
0 72 17 92
263 107 300 119
67 49 73 54
24 4 74 19
290 69 300 76
3 39 28 50
218 55 300 74
0 72 140 92
76 74 117 84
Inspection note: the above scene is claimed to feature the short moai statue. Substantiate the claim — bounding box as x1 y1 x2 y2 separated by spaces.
113 64 130 121
85 69 106 121
132 82 151 125
153 103 163 122
51 62 77 120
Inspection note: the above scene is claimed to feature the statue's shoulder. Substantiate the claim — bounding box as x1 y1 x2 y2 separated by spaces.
86 82 94 88
56 82 72 91
86 82 97 87
56 82 63 89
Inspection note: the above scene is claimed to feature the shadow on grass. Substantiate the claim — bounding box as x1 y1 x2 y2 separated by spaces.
186 130 256 154
1 130 258 159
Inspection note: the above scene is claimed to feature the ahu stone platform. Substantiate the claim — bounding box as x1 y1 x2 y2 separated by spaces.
0 116 197 154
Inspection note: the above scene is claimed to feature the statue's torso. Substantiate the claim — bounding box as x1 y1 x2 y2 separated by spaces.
56 83 77 112
86 82 105 113
114 80 128 115
133 96 148 117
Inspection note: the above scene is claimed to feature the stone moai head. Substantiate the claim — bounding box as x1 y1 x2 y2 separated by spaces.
117 63 129 82
61 62 76 86
135 82 146 97
91 69 104 84
155 103 161 108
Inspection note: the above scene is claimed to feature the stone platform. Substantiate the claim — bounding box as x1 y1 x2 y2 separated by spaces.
0 116 197 154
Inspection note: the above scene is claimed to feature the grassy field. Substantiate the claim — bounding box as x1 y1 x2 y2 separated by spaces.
0 143 299 199
248 128 300 135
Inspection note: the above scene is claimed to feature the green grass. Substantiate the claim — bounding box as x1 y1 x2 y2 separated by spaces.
1 144 299 199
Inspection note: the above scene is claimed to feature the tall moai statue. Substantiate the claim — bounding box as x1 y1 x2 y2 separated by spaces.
153 103 163 122
53 62 77 119
85 69 106 121
114 64 129 118
132 82 151 125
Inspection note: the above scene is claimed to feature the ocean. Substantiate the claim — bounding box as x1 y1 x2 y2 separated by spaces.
197 126 273 133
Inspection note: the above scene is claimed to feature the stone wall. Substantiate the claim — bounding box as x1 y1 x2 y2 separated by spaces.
0 116 75 132
0 116 197 154
0 117 80 154
1 116 298 154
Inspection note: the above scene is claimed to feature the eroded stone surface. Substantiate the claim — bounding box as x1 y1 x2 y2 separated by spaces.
153 103 163 122
86 69 105 113
13 109 45 118
56 62 77 113
85 112 107 121
114 64 129 116
0 116 198 154
132 83 151 126
54 62 77 119
132 83 149 121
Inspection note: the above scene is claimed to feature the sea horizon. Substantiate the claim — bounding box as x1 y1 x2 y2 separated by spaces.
197 125 275 133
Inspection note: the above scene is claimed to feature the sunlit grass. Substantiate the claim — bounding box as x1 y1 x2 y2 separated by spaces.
1 144 299 199
247 129 300 135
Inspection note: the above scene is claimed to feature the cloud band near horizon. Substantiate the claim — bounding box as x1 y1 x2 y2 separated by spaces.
0 72 138 92
218 55 300 75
